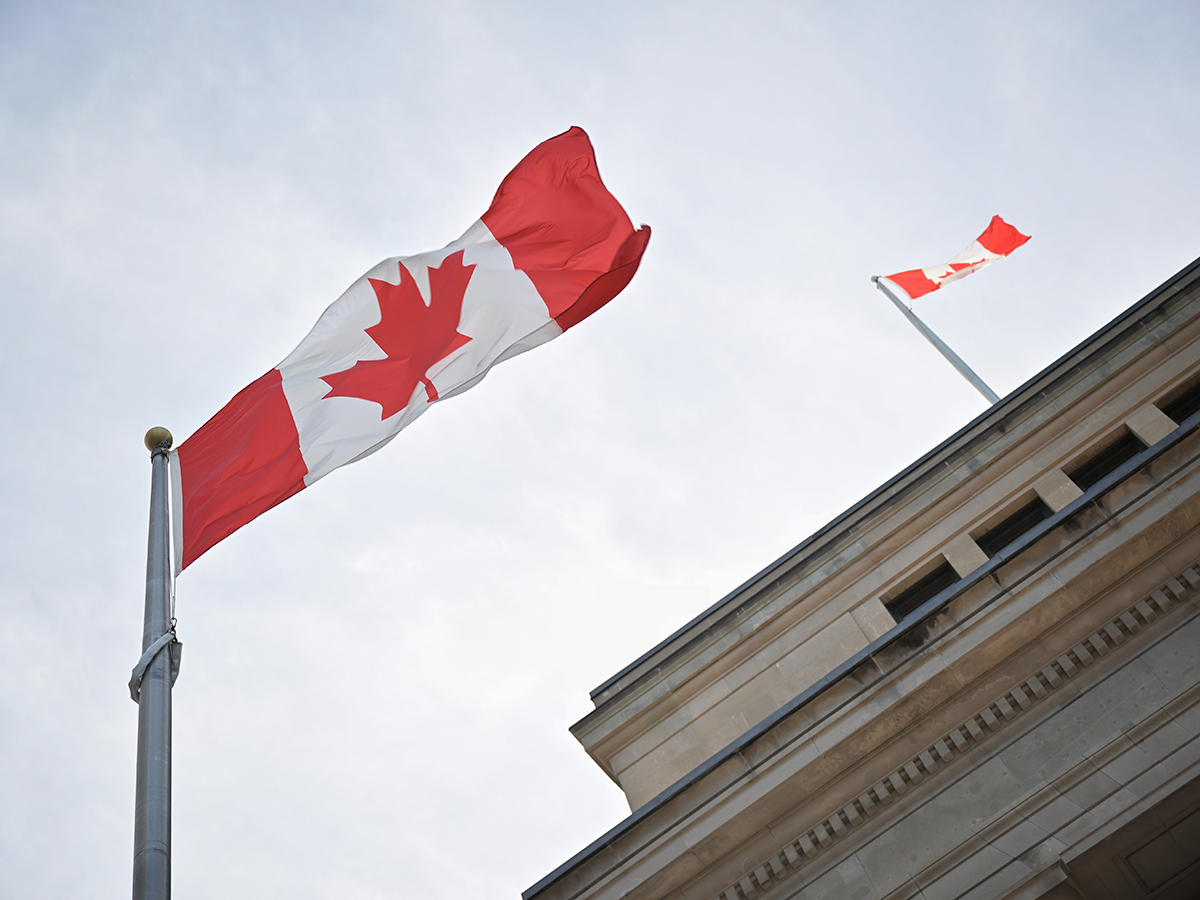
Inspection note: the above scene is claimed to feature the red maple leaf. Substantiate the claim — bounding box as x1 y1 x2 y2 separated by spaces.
321 251 475 419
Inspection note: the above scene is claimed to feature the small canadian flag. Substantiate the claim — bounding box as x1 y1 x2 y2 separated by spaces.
882 216 1030 302
170 127 649 572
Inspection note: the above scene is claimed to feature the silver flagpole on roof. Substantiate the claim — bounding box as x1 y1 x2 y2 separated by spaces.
130 427 181 900
872 275 1001 405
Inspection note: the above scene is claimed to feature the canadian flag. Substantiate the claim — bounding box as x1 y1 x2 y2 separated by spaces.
881 216 1030 301
171 127 649 572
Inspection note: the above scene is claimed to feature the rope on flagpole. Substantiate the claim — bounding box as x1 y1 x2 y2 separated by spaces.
128 630 182 702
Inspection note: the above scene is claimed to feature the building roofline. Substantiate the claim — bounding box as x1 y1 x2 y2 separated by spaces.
529 401 1200 900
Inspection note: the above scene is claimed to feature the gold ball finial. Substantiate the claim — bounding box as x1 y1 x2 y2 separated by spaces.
144 427 174 452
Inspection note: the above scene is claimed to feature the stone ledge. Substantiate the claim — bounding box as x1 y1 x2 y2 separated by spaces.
705 563 1200 900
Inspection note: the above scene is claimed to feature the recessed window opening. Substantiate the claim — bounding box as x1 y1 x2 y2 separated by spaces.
1159 378 1200 425
975 498 1052 558
1068 431 1147 491
884 561 960 622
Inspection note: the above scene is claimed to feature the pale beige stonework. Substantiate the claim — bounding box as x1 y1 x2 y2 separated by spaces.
1126 403 1179 448
533 257 1200 900
851 600 896 644
942 534 989 579
1032 470 1083 513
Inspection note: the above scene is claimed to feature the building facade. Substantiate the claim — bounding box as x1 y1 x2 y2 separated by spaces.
527 257 1200 900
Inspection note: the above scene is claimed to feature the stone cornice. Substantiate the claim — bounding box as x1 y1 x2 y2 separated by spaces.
709 561 1200 900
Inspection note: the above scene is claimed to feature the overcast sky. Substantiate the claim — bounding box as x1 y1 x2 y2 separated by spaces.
3 2 1199 898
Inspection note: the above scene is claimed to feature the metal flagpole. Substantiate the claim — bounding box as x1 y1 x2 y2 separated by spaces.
131 427 180 900
872 276 1001 405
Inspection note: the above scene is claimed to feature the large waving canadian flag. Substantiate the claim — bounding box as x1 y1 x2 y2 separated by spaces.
171 127 649 572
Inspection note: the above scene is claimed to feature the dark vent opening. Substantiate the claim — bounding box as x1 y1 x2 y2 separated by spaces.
885 561 960 622
1068 431 1147 491
1160 380 1200 426
975 499 1053 558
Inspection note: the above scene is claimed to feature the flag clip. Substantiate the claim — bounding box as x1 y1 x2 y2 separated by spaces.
128 629 183 703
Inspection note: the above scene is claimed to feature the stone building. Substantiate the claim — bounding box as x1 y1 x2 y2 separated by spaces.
527 257 1200 900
